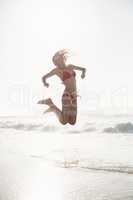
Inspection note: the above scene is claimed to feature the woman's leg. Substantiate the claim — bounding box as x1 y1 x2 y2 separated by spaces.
61 91 77 125
68 94 77 125
38 98 67 125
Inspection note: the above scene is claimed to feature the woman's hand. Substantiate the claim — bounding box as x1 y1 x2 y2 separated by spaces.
43 82 49 88
41 69 56 87
42 77 49 87
81 68 86 79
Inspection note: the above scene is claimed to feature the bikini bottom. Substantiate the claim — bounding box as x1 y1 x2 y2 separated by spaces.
62 91 77 106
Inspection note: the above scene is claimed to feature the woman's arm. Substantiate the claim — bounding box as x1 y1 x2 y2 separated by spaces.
69 65 86 79
42 68 56 87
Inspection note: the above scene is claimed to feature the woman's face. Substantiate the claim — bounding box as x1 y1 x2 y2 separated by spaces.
54 57 65 68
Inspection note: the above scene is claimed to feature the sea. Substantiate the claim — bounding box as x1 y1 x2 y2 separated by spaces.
0 113 133 200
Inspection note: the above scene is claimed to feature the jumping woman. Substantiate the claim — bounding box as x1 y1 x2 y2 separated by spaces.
38 50 86 125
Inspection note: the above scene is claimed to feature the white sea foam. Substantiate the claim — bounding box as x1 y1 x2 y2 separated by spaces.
104 122 133 133
0 114 133 199
0 114 133 134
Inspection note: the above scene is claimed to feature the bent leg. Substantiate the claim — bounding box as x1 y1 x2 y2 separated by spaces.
38 98 68 125
68 94 77 125
68 108 77 125
44 105 68 125
62 92 72 123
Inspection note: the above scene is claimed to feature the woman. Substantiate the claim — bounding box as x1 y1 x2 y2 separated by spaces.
38 50 86 125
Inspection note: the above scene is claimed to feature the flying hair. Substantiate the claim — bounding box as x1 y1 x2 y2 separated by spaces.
52 49 70 65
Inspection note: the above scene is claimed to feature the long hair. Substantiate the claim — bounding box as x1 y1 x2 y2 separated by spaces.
52 49 69 65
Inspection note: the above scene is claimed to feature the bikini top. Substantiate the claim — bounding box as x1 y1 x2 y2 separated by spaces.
62 70 76 81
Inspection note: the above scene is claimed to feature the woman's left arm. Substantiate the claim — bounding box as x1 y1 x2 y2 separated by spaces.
69 65 86 79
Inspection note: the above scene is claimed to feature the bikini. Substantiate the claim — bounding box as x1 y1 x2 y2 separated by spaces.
62 70 76 82
62 70 77 105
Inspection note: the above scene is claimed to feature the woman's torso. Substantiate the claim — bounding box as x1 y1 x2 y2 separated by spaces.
55 65 76 93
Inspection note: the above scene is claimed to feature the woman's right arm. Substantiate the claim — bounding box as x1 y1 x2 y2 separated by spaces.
42 68 56 87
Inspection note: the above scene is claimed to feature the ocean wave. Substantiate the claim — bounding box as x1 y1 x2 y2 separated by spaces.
1 117 133 134
77 160 133 174
79 165 133 174
0 121 59 132
0 118 97 133
58 160 133 174
29 154 133 174
67 127 96 134
103 122 133 133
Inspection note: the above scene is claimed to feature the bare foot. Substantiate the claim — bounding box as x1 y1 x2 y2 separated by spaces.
37 98 53 106
43 107 53 114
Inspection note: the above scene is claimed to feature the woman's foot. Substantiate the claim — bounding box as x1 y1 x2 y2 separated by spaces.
43 107 53 114
37 98 53 106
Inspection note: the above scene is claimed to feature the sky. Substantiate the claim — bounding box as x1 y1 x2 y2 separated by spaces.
0 0 133 116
